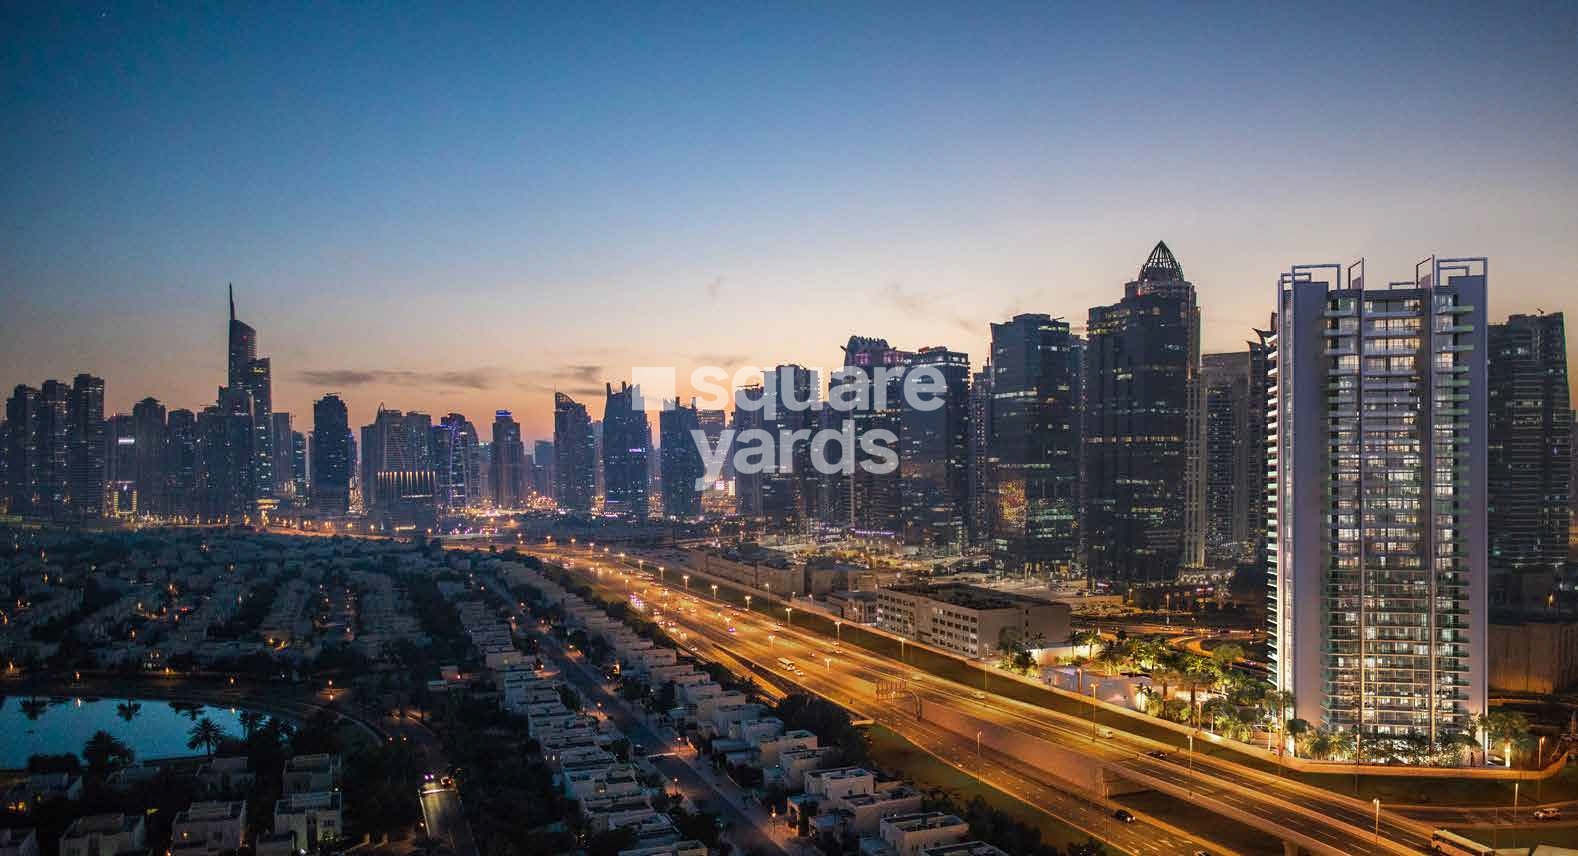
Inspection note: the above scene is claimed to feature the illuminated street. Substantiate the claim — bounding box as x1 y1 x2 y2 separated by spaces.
527 541 1442 856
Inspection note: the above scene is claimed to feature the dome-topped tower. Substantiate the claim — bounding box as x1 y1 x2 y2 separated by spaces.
1138 240 1184 282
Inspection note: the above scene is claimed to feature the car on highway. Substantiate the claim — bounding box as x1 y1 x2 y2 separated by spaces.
1145 750 1169 759
727 626 736 633
1097 726 1115 738
972 690 986 700
1113 809 1136 823
1534 807 1561 820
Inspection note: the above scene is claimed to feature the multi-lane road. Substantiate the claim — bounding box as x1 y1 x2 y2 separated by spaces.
530 541 1443 856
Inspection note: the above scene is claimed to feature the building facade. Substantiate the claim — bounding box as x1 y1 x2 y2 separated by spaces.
875 583 1070 660
1269 257 1487 743
602 382 651 518
988 315 1082 573
899 347 971 549
1083 241 1204 583
553 393 596 512
309 395 351 515
1487 312 1572 610
659 400 703 519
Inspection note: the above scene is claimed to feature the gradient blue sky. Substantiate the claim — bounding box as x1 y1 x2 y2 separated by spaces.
4 2 1576 440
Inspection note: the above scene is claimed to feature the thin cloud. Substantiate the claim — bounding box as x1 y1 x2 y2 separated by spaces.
296 367 505 390
881 282 978 335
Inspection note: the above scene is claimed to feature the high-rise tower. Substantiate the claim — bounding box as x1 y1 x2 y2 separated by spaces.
989 315 1082 573
1487 312 1571 610
1269 256 1487 743
553 393 596 512
1084 242 1205 583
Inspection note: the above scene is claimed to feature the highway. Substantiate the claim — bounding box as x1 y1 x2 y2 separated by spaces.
530 546 1236 855
531 542 1433 856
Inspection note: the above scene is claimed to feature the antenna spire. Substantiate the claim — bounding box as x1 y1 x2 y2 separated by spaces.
228 283 235 321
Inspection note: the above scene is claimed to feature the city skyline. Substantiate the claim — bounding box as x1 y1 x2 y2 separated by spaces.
5 4 1578 438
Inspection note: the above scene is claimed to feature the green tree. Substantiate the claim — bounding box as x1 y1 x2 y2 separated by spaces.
116 700 142 722
83 730 135 771
187 717 228 757
239 709 265 737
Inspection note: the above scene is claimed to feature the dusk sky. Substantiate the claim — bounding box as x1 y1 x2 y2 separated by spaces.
4 2 1577 441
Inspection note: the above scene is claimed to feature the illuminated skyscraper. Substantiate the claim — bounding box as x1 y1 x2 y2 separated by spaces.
1084 242 1204 583
435 413 481 510
900 346 971 549
659 399 703 519
4 385 40 514
271 412 296 497
1201 346 1270 566
1485 312 1572 609
989 315 1081 573
1269 256 1487 743
310 394 351 515
197 386 256 520
106 413 137 516
165 409 198 519
601 382 651 518
490 410 526 509
968 366 993 545
831 337 910 535
67 373 105 518
533 439 555 498
132 397 168 515
553 393 596 513
760 365 820 532
228 286 272 504
731 384 766 520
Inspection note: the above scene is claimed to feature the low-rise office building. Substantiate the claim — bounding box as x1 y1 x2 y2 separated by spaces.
876 584 1070 659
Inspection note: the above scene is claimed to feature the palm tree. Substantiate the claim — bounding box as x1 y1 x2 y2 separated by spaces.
83 730 135 771
1304 728 1335 761
1209 642 1245 672
20 697 48 720
238 710 264 738
1286 718 1312 757
116 700 142 723
187 717 227 757
1093 641 1126 676
1200 697 1233 734
1180 654 1219 728
1328 728 1357 761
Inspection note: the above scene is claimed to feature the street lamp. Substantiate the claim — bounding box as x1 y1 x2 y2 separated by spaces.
976 729 983 764
784 606 793 626
1187 731 1196 793
1539 735 1548 801
835 620 842 643
1372 798 1380 844
711 583 719 601
683 574 690 592
745 594 752 611
1513 781 1522 849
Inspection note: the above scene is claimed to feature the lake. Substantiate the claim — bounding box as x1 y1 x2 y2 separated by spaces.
0 696 277 769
